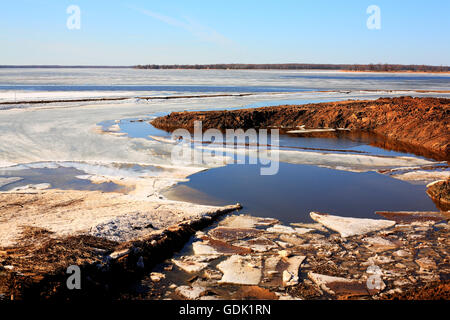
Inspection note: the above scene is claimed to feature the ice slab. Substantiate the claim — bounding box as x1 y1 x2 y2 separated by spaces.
217 255 262 285
0 177 23 188
310 212 395 237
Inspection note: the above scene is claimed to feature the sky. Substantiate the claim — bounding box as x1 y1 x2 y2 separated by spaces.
0 0 449 66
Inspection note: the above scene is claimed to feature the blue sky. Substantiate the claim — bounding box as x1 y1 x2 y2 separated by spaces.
1 0 449 65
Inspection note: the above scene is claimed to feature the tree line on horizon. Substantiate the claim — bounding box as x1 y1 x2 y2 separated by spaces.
134 63 449 72
0 64 447 72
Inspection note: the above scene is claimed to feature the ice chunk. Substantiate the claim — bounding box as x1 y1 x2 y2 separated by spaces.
217 255 262 285
310 212 395 237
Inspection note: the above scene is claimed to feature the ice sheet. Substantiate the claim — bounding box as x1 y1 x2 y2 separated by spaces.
198 145 437 172
1 69 449 91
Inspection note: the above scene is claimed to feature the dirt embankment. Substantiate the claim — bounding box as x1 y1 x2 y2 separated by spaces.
427 179 450 211
0 188 242 300
0 202 241 300
151 97 450 159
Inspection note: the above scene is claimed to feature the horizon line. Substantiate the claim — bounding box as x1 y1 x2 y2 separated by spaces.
1 63 449 69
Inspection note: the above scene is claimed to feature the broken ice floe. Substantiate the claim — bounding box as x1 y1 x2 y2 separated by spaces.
0 177 23 188
390 169 450 184
172 258 209 273
266 224 314 235
217 255 262 285
199 144 437 173
308 272 384 297
132 212 449 300
6 183 51 192
310 212 396 237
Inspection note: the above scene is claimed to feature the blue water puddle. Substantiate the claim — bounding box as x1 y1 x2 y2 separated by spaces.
118 119 170 139
164 162 439 224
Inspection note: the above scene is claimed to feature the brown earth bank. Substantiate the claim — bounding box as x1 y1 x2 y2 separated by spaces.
0 207 241 300
0 189 241 300
427 179 450 211
151 96 450 160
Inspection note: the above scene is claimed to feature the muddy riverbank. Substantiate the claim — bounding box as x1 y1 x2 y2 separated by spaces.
151 96 450 159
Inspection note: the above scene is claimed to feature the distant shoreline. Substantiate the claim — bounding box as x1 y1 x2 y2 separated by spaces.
340 70 450 74
134 63 450 73
0 64 449 73
0 65 131 69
